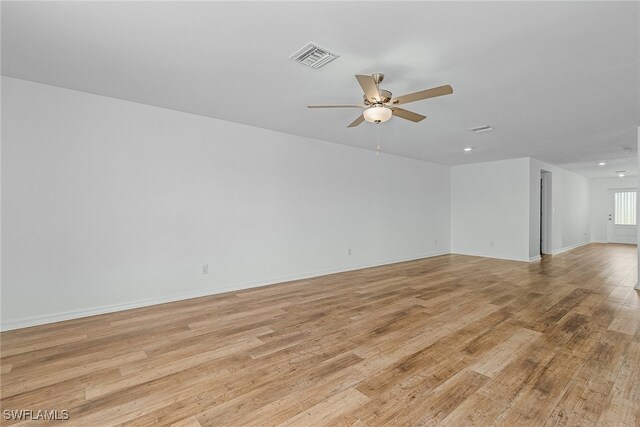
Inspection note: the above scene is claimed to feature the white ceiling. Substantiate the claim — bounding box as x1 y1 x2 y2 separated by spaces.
558 157 638 180
2 1 639 177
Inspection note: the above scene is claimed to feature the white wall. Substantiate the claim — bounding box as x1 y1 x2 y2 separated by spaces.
590 176 638 243
451 157 591 262
451 158 531 262
529 159 591 258
1 77 451 330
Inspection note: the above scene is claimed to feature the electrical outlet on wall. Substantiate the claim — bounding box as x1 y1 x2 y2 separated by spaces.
201 264 209 275
490 241 495 247
348 248 352 256
434 239 438 247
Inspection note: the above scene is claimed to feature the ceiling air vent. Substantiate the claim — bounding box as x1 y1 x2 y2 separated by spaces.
290 42 338 69
469 125 494 133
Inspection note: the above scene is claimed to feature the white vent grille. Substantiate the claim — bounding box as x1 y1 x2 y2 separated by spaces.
290 42 338 69
469 125 494 133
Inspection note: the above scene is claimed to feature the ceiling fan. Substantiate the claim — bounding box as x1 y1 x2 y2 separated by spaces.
308 73 453 127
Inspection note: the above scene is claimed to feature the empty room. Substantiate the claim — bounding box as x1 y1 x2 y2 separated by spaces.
1 1 639 426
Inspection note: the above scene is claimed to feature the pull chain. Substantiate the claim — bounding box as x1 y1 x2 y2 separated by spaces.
376 123 380 156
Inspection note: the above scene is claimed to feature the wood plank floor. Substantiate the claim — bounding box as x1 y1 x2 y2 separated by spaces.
1 243 639 426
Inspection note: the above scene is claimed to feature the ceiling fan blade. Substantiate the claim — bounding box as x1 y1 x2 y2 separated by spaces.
392 84 453 106
307 104 364 109
347 115 365 128
391 108 426 122
355 75 381 102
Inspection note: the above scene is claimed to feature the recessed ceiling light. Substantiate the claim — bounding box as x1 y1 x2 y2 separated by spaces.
598 162 606 166
464 147 473 152
618 173 626 177
616 170 628 177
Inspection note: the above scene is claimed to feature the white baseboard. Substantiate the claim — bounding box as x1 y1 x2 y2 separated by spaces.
450 251 531 263
2 241 621 331
0 251 449 331
550 241 591 255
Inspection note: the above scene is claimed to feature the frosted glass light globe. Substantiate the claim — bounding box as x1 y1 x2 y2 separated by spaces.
363 105 392 123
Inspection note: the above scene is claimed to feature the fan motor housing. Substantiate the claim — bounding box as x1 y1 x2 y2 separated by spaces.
364 89 392 105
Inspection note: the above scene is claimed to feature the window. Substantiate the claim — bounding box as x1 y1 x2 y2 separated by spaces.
614 191 637 225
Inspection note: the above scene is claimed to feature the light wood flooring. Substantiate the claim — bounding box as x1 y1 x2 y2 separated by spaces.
1 243 639 426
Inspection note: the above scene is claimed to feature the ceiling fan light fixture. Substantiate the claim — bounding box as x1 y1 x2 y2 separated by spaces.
307 74 452 127
363 105 392 123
